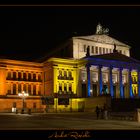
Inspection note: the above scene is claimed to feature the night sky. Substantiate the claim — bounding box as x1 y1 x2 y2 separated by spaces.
0 6 140 61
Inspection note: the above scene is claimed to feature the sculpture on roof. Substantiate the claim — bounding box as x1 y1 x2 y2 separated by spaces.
96 23 109 35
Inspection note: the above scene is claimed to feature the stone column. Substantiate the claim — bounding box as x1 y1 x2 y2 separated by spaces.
98 65 103 95
31 84 33 95
86 64 91 97
21 71 23 79
26 72 28 80
36 84 39 95
31 73 33 80
21 84 23 92
11 71 13 79
16 83 18 95
16 71 18 79
36 73 38 81
119 68 124 98
109 66 113 97
129 69 133 98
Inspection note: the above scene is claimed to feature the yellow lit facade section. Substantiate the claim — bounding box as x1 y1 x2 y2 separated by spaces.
46 58 79 96
131 71 138 95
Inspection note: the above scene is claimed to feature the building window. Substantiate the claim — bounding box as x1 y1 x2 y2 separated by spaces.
58 70 62 79
18 72 21 80
69 83 72 93
58 83 62 94
33 85 36 95
13 84 16 95
68 71 73 80
91 46 94 53
7 72 11 80
28 73 31 81
18 84 21 93
81 71 87 81
110 49 112 53
23 73 26 81
83 45 86 52
99 47 101 54
112 74 117 83
95 46 98 54
92 72 98 82
64 83 67 93
122 75 126 84
38 74 42 82
38 85 41 95
33 74 36 81
13 72 16 80
64 71 67 80
28 85 31 95
23 84 27 92
102 73 108 83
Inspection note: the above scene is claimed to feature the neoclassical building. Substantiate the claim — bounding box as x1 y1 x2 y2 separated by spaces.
0 24 139 113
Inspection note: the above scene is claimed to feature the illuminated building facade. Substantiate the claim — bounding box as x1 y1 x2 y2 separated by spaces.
0 24 139 112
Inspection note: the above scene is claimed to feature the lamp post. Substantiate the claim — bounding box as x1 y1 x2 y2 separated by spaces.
18 91 29 114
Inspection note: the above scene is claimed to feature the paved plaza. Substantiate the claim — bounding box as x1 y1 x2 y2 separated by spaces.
0 112 140 130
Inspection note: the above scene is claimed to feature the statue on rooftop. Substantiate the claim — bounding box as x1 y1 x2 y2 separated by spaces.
113 44 118 53
96 23 109 35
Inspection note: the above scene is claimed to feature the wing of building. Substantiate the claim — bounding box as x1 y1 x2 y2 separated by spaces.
0 24 139 113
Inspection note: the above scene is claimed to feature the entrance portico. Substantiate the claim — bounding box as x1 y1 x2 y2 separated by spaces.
81 51 140 98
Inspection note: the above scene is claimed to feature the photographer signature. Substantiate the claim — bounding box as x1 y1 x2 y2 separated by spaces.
48 131 91 139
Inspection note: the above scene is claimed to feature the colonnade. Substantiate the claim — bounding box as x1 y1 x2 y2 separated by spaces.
86 65 140 98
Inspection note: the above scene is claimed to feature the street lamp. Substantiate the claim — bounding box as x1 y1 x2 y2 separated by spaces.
18 91 29 114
